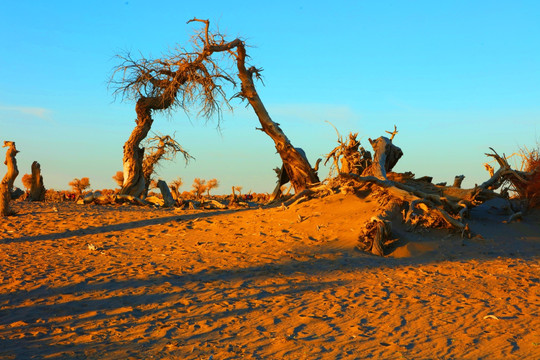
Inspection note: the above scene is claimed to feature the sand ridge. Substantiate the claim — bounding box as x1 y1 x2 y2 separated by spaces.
0 195 539 359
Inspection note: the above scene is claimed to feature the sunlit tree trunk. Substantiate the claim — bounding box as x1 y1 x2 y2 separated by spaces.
235 43 320 193
121 97 171 197
1 141 19 216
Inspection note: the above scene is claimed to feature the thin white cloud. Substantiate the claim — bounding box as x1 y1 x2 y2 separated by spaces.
0 105 53 122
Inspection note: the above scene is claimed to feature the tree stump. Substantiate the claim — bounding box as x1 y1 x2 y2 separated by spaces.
29 161 46 201
0 182 11 216
366 137 403 180
453 175 465 188
157 180 175 207
1 141 19 216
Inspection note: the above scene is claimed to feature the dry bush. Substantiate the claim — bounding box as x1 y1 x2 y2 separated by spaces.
192 178 206 199
170 177 183 200
112 171 124 187
21 174 32 191
181 190 193 200
69 177 91 195
251 192 270 203
522 145 540 207
206 178 219 196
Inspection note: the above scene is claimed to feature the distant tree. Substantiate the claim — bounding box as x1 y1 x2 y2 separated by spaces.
21 174 32 191
149 179 159 190
170 177 183 200
69 177 91 195
112 171 124 187
206 178 219 196
141 134 192 197
234 186 243 196
191 178 206 199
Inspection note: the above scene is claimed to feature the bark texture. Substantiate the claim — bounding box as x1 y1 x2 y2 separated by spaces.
29 161 46 201
1 141 19 216
120 99 158 197
3 141 19 191
365 136 403 180
235 43 319 193
156 180 175 207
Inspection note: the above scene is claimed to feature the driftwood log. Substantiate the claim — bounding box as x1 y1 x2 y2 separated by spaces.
29 161 46 201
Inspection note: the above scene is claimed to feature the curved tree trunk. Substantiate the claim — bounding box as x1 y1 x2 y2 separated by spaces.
234 44 319 193
29 161 46 201
120 97 174 197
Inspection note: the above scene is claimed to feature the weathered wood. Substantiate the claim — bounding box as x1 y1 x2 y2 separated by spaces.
2 141 19 191
340 173 468 232
0 183 10 216
29 161 46 201
234 41 320 193
1 141 19 216
157 180 175 207
370 217 391 256
365 137 403 180
453 175 465 188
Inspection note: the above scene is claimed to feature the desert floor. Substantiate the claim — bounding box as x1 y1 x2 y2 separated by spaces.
0 194 539 359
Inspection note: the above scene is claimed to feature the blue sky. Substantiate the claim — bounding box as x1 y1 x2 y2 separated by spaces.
1 1 539 194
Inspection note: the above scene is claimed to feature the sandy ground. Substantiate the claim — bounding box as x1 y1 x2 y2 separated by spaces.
0 194 539 359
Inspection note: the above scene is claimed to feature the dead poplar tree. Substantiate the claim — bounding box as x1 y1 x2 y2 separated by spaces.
1 141 19 216
110 22 237 198
111 18 319 198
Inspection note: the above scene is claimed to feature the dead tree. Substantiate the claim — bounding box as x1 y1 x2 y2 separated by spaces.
142 134 192 197
29 161 46 201
170 177 183 201
0 180 10 216
325 123 371 176
453 175 465 188
364 136 403 180
1 141 19 216
2 141 19 192
478 147 539 208
111 19 320 198
231 31 320 193
69 177 91 196
110 22 236 198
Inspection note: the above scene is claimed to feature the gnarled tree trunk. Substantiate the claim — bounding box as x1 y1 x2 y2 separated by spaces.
121 97 176 197
120 101 154 197
29 161 46 201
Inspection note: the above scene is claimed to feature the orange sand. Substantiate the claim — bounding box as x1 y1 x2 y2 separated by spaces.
1 194 539 359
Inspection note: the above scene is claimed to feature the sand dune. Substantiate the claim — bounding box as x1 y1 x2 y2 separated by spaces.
1 195 539 359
